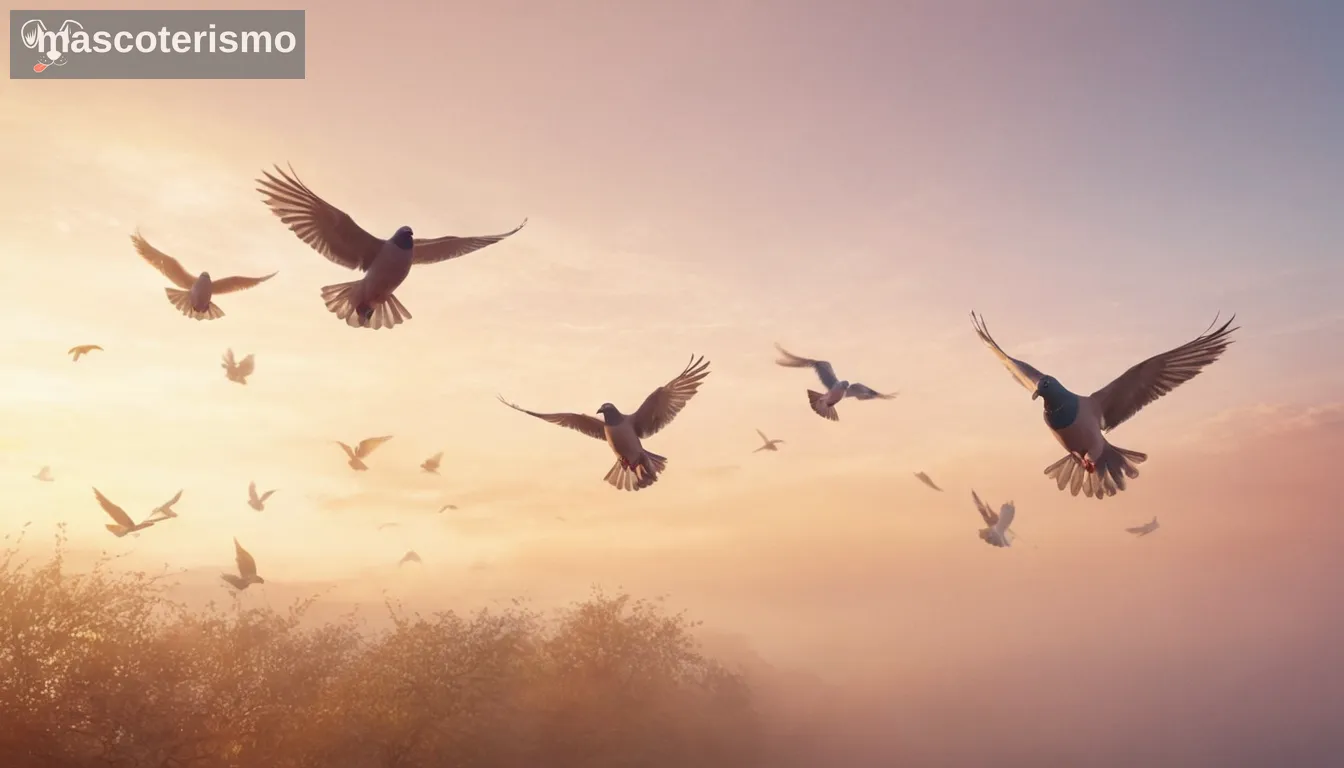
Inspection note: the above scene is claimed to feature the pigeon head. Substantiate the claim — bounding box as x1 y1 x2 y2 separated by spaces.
1032 375 1073 403
596 402 622 424
391 226 414 250
837 380 851 390
199 271 211 281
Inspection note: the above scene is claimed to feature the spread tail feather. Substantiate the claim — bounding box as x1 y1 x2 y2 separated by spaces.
604 452 667 492
1044 443 1148 500
321 281 412 330
165 288 224 320
807 390 839 421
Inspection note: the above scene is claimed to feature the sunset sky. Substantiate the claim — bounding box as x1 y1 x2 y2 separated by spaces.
2 2 1343 757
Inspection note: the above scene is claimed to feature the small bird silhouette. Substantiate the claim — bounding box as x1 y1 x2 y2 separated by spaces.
33 466 54 482
436 504 458 513
131 231 277 321
222 349 255 385
914 472 944 492
421 452 443 474
68 344 102 362
1126 516 1160 537
247 481 277 511
971 490 1018 548
335 436 393 471
774 344 897 421
221 538 265 590
92 488 160 538
753 429 785 453
399 550 422 566
146 489 184 521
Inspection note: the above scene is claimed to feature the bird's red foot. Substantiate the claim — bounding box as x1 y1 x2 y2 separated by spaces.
1082 457 1096 473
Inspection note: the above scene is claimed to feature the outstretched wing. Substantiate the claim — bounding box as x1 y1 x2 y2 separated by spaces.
336 441 356 459
847 383 897 400
774 344 839 389
755 428 769 442
256 164 384 272
248 481 259 503
1124 525 1147 534
497 396 606 441
970 312 1047 394
130 231 196 289
93 488 135 528
233 538 259 579
1089 314 1239 432
411 219 529 265
212 272 278 295
354 436 394 458
223 348 236 367
971 490 998 526
161 489 182 508
259 490 277 503
995 502 1016 533
630 355 712 439
236 355 255 377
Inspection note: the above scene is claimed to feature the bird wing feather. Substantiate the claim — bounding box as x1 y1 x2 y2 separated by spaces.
256 164 384 272
234 538 259 579
411 219 529 265
774 344 839 389
971 490 999 526
630 355 712 439
497 396 606 441
93 488 136 528
354 436 393 458
130 231 197 289
970 311 1047 394
212 272 278 295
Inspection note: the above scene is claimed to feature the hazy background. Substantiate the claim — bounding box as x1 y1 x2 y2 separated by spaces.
3 1 1343 764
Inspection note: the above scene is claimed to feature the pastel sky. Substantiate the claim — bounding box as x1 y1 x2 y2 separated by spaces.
2 2 1343 757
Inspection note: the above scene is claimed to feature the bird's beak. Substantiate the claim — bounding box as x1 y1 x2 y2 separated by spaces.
1031 390 1040 400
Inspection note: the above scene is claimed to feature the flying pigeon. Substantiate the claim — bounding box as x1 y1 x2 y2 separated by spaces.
1126 517 1160 537
498 355 712 491
773 344 897 421
68 344 102 362
131 231 277 321
222 349 255 385
971 490 1018 548
33 466 54 482
146 489 184 521
336 436 393 471
753 429 785 453
248 481 277 511
92 488 160 538
914 472 943 492
399 550 422 566
421 452 443 474
255 165 527 330
971 311 1238 500
436 504 458 513
221 538 265 590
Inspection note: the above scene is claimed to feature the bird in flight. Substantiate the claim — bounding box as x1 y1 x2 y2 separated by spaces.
498 355 712 491
336 436 393 471
774 344 897 421
753 429 785 453
92 488 161 538
399 550 422 566
1126 517 1160 537
436 504 458 513
971 311 1238 500
971 490 1018 548
68 344 102 362
914 472 943 492
130 231 277 321
221 538 265 591
247 482 277 511
421 452 443 474
33 466 54 482
255 164 527 330
146 489 184 521
222 349 255 385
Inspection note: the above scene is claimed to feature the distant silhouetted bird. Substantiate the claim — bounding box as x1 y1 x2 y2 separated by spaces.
247 481 277 511
336 436 393 471
774 344 897 421
92 488 160 538
421 452 443 474
68 344 102 362
399 550 422 566
221 538 265 590
255 164 527 330
499 355 711 492
1126 517 1160 537
753 429 785 453
131 231 277 320
147 489 184 521
33 466 54 482
971 490 1018 548
222 348 255 384
971 311 1238 500
914 472 943 492
436 504 458 513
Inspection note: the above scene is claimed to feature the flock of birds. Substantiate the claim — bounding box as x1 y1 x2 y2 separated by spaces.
30 163 1239 590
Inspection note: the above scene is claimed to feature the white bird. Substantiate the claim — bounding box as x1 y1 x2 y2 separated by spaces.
68 344 102 362
421 452 443 474
971 490 1018 548
222 349 255 385
335 435 393 471
92 488 160 538
1126 516 1160 537
131 231 277 321
914 472 943 492
248 481 277 511
773 344 897 421
221 538 265 591
971 311 1238 500
256 165 527 330
33 466 54 482
753 429 784 453
499 355 711 491
146 489 184 521
399 550 422 566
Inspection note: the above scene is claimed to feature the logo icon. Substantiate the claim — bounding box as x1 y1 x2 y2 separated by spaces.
20 19 84 73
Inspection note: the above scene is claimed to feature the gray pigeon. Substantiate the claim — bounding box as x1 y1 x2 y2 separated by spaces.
499 355 711 491
753 429 784 453
222 349 255 385
221 538 265 590
971 311 1238 500
92 488 160 538
399 550 422 566
336 436 393 471
1126 516 1160 537
914 472 943 492
774 344 897 421
131 231 277 320
256 165 527 330
247 481 277 511
971 490 1017 548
